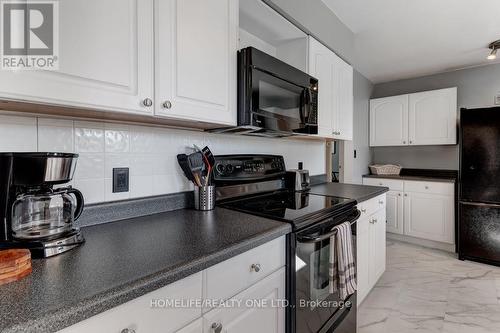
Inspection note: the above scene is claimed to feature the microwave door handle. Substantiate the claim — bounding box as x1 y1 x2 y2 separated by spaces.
302 89 311 122
299 90 306 123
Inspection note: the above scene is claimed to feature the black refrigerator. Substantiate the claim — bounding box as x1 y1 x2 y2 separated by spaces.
459 106 500 265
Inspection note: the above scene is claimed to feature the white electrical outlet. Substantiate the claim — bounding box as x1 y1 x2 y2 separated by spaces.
495 93 500 105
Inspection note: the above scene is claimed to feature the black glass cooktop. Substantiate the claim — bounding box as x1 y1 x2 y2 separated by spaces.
219 190 355 224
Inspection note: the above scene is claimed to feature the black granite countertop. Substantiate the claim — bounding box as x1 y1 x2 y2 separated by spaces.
362 168 458 183
309 182 389 203
0 208 290 333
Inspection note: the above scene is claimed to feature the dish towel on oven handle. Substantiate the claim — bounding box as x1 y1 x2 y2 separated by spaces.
329 221 357 300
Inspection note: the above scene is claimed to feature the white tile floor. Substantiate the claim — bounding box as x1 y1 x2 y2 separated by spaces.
358 240 500 333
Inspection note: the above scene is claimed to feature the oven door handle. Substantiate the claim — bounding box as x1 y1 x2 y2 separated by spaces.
297 209 360 244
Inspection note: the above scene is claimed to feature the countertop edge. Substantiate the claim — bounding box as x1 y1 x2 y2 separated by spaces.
355 186 390 203
8 223 291 333
362 174 456 183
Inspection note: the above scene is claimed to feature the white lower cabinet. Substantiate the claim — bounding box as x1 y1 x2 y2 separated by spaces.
386 190 404 235
57 272 203 333
57 237 285 333
176 318 203 333
362 177 455 245
357 194 386 305
403 191 454 244
203 268 285 333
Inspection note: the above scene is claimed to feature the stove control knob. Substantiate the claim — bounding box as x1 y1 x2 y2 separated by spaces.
216 163 225 174
225 164 234 174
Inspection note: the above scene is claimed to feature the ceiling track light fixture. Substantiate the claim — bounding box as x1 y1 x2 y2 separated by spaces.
487 40 500 60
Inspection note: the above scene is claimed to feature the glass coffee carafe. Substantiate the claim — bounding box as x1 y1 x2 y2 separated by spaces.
11 187 84 240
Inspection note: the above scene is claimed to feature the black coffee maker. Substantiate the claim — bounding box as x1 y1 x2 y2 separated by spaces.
0 153 85 258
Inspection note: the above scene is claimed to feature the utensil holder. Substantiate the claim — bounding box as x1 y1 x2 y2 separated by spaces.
194 185 215 211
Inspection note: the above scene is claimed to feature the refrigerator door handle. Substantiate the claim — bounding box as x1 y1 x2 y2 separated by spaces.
459 201 500 208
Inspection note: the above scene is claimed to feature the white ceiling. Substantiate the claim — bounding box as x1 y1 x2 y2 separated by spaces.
322 0 500 83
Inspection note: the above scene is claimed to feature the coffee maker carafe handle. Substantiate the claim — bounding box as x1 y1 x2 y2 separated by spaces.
66 188 84 220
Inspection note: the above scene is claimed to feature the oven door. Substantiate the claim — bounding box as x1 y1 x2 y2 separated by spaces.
293 212 358 333
251 68 315 134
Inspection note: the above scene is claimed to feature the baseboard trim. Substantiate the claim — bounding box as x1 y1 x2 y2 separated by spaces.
387 232 455 253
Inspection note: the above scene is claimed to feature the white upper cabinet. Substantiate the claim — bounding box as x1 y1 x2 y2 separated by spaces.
408 87 457 145
370 87 457 147
308 37 353 140
155 0 238 125
334 58 354 140
308 38 334 138
0 0 154 115
370 95 409 146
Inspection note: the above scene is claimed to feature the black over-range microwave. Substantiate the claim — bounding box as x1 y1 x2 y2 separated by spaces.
213 47 318 137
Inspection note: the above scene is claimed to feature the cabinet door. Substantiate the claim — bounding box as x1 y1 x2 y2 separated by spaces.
176 318 203 333
203 268 285 333
386 190 404 235
334 58 353 141
370 95 409 146
408 87 457 145
155 0 237 125
0 0 154 115
308 37 334 138
58 272 202 333
368 209 386 287
356 215 370 305
403 191 454 244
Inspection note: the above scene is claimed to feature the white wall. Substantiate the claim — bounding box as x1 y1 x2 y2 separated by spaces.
351 70 374 183
0 113 325 204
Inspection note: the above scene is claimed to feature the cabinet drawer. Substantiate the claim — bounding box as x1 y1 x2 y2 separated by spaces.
203 267 285 333
58 272 202 333
358 194 386 219
404 180 454 195
362 177 404 191
204 236 285 307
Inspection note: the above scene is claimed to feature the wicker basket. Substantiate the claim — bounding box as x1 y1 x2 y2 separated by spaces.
369 164 402 175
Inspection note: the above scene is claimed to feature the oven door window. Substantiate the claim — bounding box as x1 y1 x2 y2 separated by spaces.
295 226 356 333
252 69 305 127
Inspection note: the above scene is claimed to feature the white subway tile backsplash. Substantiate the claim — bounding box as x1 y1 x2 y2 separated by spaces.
129 154 153 176
129 126 154 153
38 118 74 153
73 178 105 204
74 153 105 180
104 124 130 153
75 124 105 153
0 115 37 152
104 153 130 179
1 112 325 204
130 175 153 198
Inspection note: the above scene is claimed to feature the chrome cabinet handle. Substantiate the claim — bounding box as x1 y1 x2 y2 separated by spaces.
163 100 172 109
404 193 408 197
142 98 153 107
425 186 429 189
211 322 223 333
398 193 401 196
251 263 261 272
379 200 384 204
403 141 406 144
121 329 136 333
409 140 413 144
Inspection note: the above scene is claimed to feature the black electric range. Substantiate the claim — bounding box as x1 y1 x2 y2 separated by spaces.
214 155 359 333
220 189 355 231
